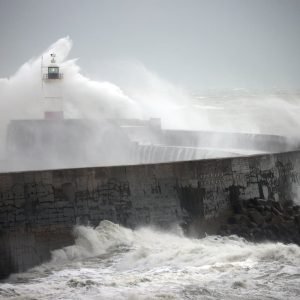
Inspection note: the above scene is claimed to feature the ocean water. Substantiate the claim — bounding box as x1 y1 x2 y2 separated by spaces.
1 220 300 300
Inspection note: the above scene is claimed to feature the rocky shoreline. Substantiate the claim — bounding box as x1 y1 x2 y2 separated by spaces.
218 198 300 245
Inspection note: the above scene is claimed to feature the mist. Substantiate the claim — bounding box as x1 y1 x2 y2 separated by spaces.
1 37 300 172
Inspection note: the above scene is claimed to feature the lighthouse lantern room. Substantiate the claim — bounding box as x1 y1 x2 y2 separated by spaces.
47 66 60 79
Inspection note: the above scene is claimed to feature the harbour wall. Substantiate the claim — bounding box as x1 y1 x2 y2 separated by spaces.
1 150 300 278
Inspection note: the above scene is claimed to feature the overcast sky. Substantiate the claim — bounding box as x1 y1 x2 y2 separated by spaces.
0 0 300 90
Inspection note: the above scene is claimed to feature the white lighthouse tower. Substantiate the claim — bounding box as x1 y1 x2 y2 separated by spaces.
41 53 64 120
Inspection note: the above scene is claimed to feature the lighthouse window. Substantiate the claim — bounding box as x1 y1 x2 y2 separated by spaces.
47 67 60 79
48 67 59 74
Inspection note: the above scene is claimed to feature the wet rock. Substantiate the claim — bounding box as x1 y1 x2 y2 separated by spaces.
252 228 265 241
232 281 247 289
283 215 294 222
248 210 265 225
249 198 261 206
217 198 300 246
294 215 300 226
228 214 251 226
238 214 251 225
293 205 300 214
271 206 283 216
273 201 283 213
227 224 241 234
264 204 272 212
248 221 258 229
219 224 228 231
285 207 294 217
227 216 238 225
270 215 283 225
232 200 245 214
264 212 273 223
256 205 265 214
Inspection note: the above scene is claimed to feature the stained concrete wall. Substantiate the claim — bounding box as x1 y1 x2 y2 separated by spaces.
1 150 300 278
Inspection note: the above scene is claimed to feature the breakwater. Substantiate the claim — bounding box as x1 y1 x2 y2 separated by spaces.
1 150 300 278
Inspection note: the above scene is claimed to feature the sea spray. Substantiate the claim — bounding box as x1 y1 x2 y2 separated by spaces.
1 37 300 171
49 221 300 269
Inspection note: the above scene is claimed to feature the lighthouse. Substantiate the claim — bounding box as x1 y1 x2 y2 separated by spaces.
41 53 64 120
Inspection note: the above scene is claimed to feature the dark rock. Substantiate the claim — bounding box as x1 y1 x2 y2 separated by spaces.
265 199 274 206
285 207 294 217
265 212 273 223
249 198 259 206
264 204 272 212
239 215 251 225
219 224 228 231
256 205 265 214
232 200 245 214
294 215 300 226
217 197 300 246
233 225 249 236
248 210 265 225
293 205 300 214
270 215 284 225
268 224 280 236
228 224 241 231
247 203 255 209
284 220 296 229
248 221 258 229
271 206 283 216
257 199 267 206
252 228 265 241
227 216 237 224
283 215 294 222
264 229 277 241
273 201 283 213
282 199 294 209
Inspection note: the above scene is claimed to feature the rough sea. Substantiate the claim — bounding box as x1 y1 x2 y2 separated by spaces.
0 220 299 300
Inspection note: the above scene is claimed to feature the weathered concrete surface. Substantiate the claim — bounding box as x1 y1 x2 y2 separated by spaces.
1 150 300 278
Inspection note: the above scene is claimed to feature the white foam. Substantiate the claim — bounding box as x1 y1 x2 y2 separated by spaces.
3 221 300 299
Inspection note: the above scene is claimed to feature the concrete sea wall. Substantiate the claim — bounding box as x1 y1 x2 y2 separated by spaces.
1 150 300 278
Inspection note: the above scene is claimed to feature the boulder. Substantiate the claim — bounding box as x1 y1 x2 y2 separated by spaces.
273 201 283 213
248 221 258 229
264 212 273 223
227 216 238 224
293 205 300 214
294 215 300 226
248 210 265 225
271 206 283 216
270 215 284 225
285 207 294 217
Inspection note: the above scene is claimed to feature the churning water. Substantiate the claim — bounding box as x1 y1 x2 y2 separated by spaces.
1 220 300 300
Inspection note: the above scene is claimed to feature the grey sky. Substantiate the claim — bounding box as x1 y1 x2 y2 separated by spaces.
0 0 300 90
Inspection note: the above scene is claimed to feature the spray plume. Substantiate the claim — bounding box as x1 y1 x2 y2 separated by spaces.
0 37 300 171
